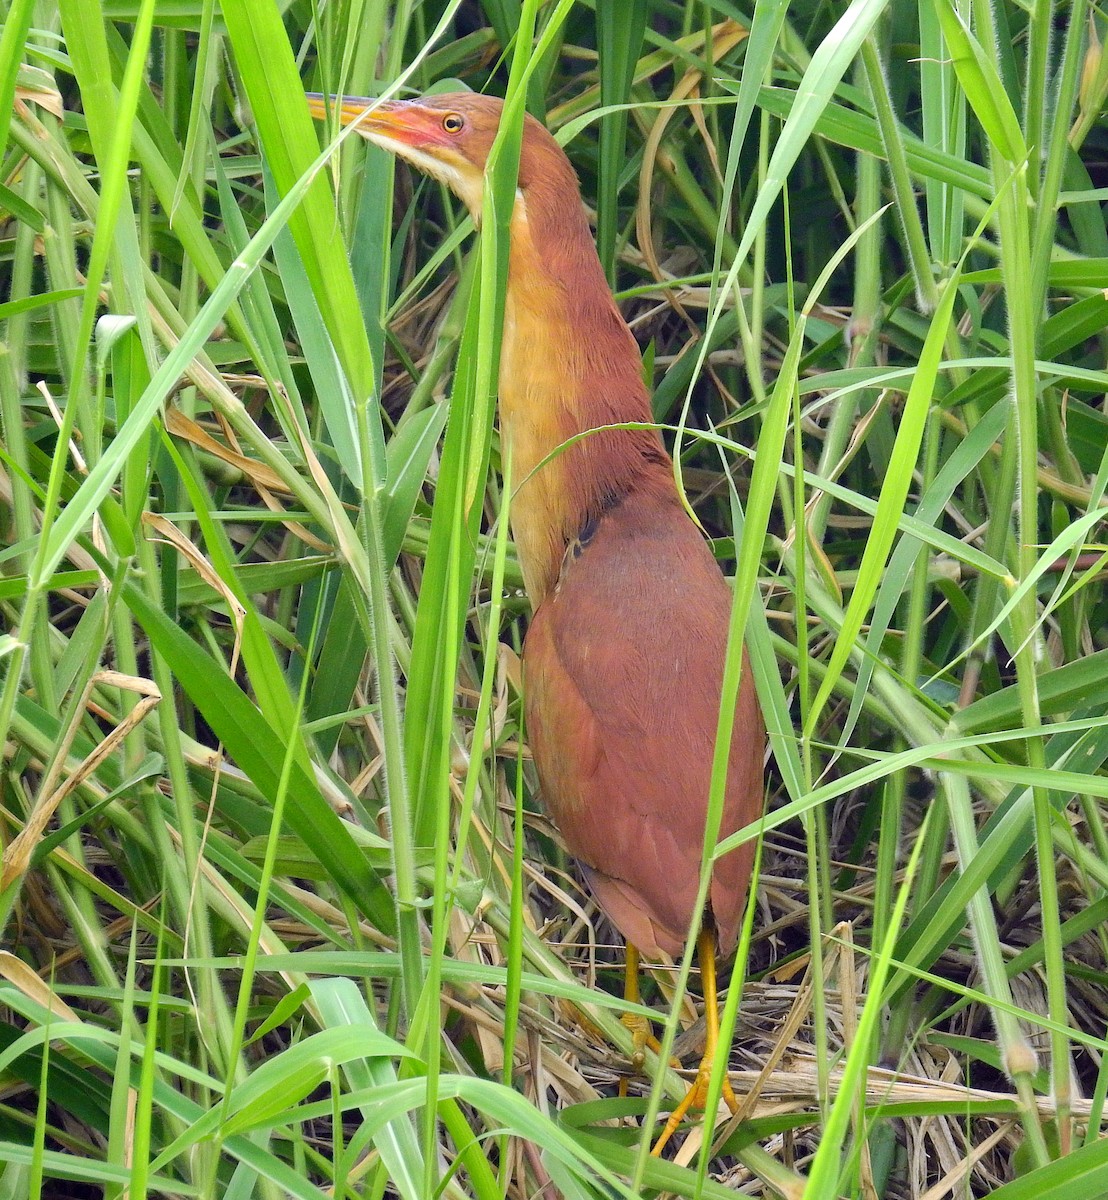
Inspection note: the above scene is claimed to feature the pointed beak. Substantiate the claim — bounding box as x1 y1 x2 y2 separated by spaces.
305 93 441 152
307 91 480 213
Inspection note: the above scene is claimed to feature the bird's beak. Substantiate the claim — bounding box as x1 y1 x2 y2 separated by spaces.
305 93 445 153
306 91 480 216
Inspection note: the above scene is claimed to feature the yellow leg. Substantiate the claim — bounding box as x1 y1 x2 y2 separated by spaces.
619 943 680 1096
651 929 739 1156
619 944 649 1095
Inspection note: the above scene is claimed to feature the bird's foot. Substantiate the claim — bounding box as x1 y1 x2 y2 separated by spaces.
619 1010 653 1072
618 1012 680 1097
650 1057 739 1156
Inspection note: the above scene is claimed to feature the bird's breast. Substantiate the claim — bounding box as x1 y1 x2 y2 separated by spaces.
498 247 581 604
496 198 655 607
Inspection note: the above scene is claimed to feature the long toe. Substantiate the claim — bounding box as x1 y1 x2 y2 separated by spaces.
620 1010 652 1073
650 1058 738 1156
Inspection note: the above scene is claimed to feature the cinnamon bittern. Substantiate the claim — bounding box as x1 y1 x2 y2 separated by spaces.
309 90 765 1152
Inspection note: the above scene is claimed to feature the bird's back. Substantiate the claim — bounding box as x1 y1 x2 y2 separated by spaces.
523 479 763 959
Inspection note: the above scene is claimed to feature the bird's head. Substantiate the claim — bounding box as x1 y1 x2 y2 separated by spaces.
306 91 571 224
307 92 510 218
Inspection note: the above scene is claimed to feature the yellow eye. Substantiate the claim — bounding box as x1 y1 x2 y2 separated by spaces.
442 112 464 134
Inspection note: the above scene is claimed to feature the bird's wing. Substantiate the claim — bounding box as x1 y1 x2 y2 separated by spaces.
522 494 762 958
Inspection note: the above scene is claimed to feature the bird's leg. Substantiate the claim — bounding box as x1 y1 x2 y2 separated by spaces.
618 943 680 1096
619 943 650 1093
651 928 739 1156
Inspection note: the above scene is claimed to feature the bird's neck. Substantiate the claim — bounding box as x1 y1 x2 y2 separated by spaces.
498 181 672 605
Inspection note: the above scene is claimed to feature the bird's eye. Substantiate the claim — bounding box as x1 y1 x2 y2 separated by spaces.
441 113 465 134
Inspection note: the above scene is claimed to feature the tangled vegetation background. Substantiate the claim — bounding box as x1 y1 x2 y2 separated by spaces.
1 0 1108 1196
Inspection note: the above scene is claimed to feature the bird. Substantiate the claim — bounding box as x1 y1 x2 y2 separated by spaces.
308 89 765 1152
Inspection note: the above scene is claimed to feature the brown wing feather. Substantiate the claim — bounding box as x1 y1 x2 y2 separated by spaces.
523 487 764 958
